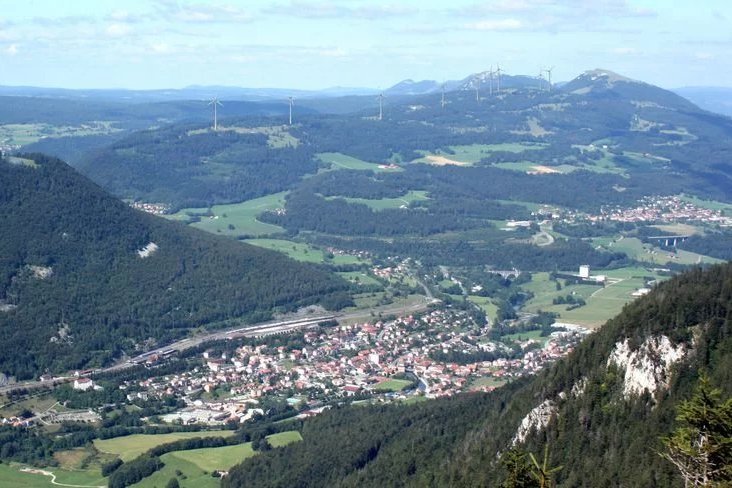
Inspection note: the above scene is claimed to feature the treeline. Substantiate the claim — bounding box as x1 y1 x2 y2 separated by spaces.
79 125 319 209
676 231 732 260
262 190 476 236
313 234 629 270
0 155 349 378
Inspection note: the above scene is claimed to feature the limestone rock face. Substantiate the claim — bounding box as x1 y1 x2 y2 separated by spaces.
608 335 687 401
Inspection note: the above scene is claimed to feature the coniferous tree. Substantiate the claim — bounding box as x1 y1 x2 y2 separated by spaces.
661 375 732 487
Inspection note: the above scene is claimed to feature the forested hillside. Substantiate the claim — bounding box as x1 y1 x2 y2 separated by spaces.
224 263 732 487
0 155 349 379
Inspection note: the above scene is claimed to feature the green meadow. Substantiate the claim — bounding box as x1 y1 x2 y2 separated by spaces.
316 152 402 172
328 190 430 210
373 379 414 392
168 192 287 237
93 431 235 462
245 238 364 265
133 431 302 488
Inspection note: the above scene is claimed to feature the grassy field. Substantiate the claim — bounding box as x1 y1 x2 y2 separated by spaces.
469 376 507 390
493 161 578 174
133 431 302 488
167 443 255 472
374 379 413 392
680 194 732 213
0 463 107 488
596 236 720 266
0 122 120 146
329 190 430 210
521 269 669 329
266 430 303 447
337 271 383 287
501 329 549 343
245 238 364 265
93 431 235 462
168 192 287 237
413 143 548 166
467 295 499 323
187 125 299 148
316 152 402 172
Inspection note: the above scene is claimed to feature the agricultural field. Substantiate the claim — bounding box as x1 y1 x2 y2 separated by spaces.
413 143 547 166
316 152 402 172
469 376 506 390
168 192 287 237
133 431 302 488
373 379 414 392
337 270 383 287
500 329 550 345
245 238 365 265
595 236 721 266
521 268 669 329
679 194 732 213
187 125 299 148
493 161 578 174
328 190 430 210
0 122 120 146
0 462 107 488
466 295 499 323
93 431 235 462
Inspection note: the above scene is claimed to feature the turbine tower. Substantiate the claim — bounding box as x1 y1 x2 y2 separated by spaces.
488 66 494 96
495 64 502 93
545 66 554 91
538 69 545 91
288 96 294 125
208 97 222 131
441 84 446 109
377 93 385 120
475 77 480 103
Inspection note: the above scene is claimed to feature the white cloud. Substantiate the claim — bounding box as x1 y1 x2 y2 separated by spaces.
611 47 637 55
266 2 416 19
465 19 523 31
153 0 254 23
5 43 18 56
694 52 715 60
150 42 173 54
106 23 132 38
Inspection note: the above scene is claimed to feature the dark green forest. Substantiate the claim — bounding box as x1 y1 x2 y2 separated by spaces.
224 263 732 487
0 155 349 378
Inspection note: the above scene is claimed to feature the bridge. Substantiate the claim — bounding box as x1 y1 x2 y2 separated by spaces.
647 235 691 247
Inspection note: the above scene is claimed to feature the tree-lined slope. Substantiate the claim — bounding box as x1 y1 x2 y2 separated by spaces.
0 155 348 379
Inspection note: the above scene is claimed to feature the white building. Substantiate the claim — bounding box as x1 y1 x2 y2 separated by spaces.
73 378 94 391
579 265 590 279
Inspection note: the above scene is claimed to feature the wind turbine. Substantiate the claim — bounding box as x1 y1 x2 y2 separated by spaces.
495 64 502 93
545 66 555 91
538 69 545 91
377 93 385 120
441 84 446 109
208 97 222 131
475 77 480 103
288 96 294 125
488 66 494 96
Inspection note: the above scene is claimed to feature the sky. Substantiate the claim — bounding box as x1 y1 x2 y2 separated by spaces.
0 0 730 90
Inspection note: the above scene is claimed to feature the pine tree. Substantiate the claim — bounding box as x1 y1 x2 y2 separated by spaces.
501 448 536 488
661 375 732 487
528 445 562 488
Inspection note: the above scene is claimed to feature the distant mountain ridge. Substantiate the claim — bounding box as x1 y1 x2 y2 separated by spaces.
673 86 732 117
